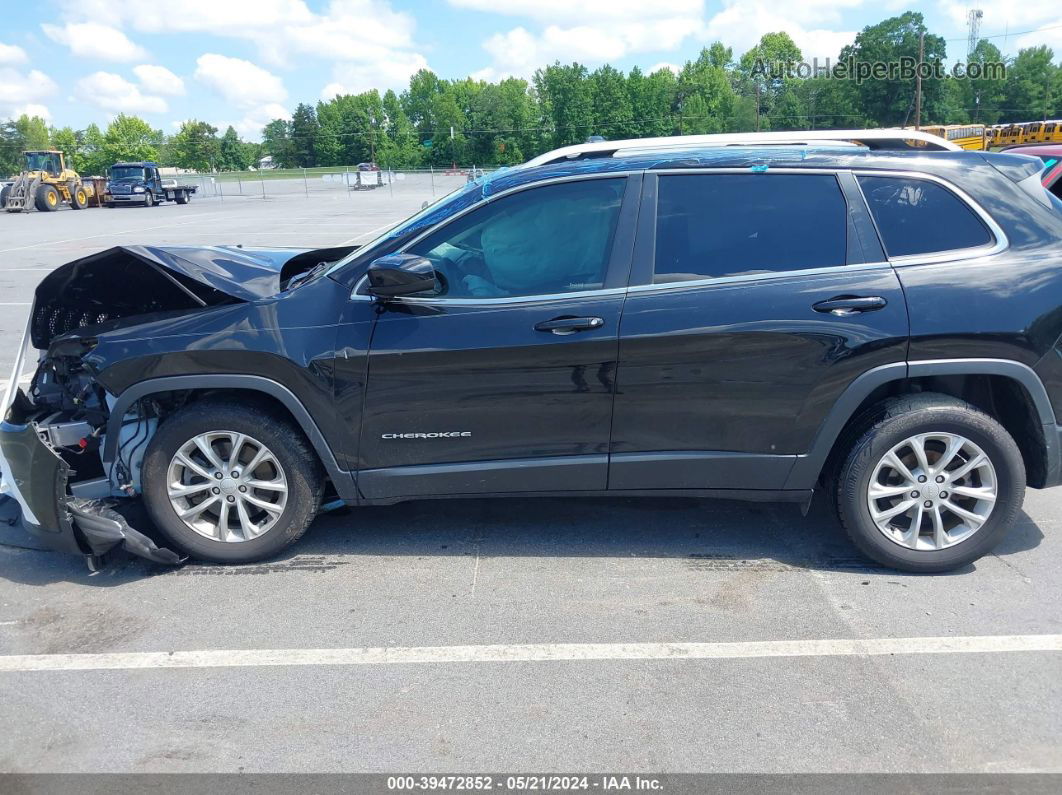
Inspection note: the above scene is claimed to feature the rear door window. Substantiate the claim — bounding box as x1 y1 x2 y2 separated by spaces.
857 175 993 257
653 173 848 283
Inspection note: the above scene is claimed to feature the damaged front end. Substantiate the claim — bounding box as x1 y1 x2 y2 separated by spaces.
0 242 354 569
0 314 183 569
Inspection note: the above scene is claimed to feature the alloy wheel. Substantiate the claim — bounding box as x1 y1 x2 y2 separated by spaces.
866 432 997 551
166 430 288 542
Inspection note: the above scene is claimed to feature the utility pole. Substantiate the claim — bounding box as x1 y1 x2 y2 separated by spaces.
914 31 925 131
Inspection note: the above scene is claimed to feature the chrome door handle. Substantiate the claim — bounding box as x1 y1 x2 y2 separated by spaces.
534 316 605 335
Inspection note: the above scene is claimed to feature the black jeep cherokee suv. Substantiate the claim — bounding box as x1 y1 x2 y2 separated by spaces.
3 146 1061 573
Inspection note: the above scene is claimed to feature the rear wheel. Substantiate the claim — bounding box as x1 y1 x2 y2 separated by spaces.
141 401 324 563
835 394 1025 573
0 185 9 208
175 190 189 205
35 184 60 211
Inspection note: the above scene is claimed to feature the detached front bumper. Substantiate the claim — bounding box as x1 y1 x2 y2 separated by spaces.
0 396 182 567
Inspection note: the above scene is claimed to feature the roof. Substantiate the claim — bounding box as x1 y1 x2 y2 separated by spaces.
112 161 158 167
522 129 960 167
481 145 1030 198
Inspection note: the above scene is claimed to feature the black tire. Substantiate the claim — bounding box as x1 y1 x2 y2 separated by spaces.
70 185 88 210
175 191 188 205
836 393 1025 573
35 184 60 211
141 400 324 563
143 191 154 207
0 185 9 208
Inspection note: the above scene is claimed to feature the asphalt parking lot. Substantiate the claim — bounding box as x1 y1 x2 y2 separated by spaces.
1 182 1061 774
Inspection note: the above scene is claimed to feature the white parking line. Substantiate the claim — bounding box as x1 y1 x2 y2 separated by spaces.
1 634 1059 673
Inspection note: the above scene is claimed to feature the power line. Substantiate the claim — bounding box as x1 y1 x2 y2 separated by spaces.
946 21 1062 43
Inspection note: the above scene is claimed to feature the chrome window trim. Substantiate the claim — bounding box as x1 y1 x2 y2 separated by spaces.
635 168 856 292
352 171 634 305
625 261 893 295
852 169 1008 265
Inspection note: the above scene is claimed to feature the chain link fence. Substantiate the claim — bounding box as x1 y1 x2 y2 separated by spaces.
174 166 487 201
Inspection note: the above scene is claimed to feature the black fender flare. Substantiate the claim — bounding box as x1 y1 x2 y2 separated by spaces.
784 358 1061 489
102 374 357 500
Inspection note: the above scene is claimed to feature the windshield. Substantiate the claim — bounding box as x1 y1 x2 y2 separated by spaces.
326 180 484 275
25 152 61 174
111 166 146 182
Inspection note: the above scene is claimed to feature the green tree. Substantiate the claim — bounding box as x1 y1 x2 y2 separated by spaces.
217 126 250 170
534 62 594 148
960 39 1008 123
78 123 109 176
100 114 161 167
262 118 294 167
289 102 319 167
381 88 422 167
170 120 219 171
1004 46 1056 122
676 48 735 134
738 32 804 129
628 67 678 137
839 12 947 126
590 64 634 139
0 120 24 177
49 126 81 171
404 69 445 147
14 114 50 150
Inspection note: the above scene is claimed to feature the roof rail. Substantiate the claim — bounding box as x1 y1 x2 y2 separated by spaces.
523 129 960 167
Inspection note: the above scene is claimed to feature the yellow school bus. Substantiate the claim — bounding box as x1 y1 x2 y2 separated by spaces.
1033 121 1062 143
921 124 987 150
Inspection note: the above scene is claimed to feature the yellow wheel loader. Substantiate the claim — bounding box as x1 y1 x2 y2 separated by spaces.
1 150 93 213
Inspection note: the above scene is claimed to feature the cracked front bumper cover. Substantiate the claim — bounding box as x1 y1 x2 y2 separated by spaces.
0 413 182 566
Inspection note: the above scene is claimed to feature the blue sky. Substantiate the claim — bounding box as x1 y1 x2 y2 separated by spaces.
1 1 1059 139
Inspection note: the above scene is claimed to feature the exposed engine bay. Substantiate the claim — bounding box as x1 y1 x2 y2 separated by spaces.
1 243 355 568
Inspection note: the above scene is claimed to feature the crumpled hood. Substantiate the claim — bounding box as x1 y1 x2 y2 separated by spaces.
30 244 355 349
115 244 322 301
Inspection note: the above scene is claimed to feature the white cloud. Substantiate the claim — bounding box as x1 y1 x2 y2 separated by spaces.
703 2 860 62
0 42 27 65
76 71 168 113
647 62 681 75
215 103 292 141
14 103 51 120
322 53 430 98
57 0 425 70
133 64 185 96
479 15 701 80
938 1 1062 56
42 22 149 62
465 1 704 80
0 68 58 119
449 0 703 24
194 54 287 108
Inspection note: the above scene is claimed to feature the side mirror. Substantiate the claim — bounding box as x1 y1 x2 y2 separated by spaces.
366 253 440 299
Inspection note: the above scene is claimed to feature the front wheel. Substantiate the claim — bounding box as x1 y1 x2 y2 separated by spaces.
143 191 154 207
141 401 324 563
835 394 1025 573
35 184 60 211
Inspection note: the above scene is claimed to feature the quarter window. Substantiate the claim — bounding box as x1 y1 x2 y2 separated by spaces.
858 175 993 258
406 178 625 298
653 173 848 283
